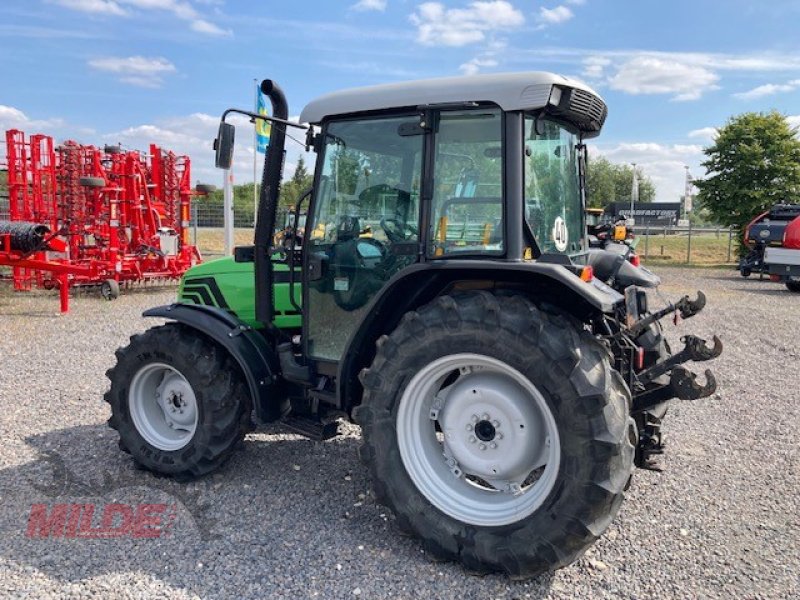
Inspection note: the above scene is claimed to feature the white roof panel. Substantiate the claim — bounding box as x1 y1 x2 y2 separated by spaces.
299 71 604 126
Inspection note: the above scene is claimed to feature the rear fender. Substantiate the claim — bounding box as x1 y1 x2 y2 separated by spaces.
143 303 288 422
338 260 622 412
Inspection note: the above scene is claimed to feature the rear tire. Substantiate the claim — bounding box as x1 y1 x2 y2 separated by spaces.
105 323 251 480
355 292 636 579
786 278 800 293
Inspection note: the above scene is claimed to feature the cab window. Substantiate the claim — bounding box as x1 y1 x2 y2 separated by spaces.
429 109 503 256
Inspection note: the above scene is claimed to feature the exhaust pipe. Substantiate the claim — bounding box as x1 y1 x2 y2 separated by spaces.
254 79 289 325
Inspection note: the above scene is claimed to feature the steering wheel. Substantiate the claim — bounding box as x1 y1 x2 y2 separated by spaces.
380 218 417 244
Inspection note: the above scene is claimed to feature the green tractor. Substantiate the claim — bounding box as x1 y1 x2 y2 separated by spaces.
106 73 722 578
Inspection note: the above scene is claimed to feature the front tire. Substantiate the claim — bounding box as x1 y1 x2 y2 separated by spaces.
106 323 251 479
356 292 636 579
786 278 800 293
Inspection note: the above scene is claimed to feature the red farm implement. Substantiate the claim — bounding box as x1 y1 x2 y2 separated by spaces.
0 129 210 312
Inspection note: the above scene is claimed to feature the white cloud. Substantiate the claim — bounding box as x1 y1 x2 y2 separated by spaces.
52 0 127 16
190 19 230 35
122 0 231 36
787 115 800 130
458 38 506 75
0 106 65 131
410 1 524 47
53 0 231 36
351 0 387 11
88 56 177 88
459 57 498 75
733 79 800 100
608 56 719 101
593 142 705 202
582 55 610 80
537 6 574 25
104 113 314 186
519 48 800 101
566 0 586 4
688 127 718 142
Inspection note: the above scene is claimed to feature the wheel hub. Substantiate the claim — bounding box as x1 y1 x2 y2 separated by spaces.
129 363 198 451
397 353 562 527
439 370 549 485
474 419 496 442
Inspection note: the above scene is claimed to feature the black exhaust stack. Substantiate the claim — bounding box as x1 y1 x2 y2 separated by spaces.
254 79 288 325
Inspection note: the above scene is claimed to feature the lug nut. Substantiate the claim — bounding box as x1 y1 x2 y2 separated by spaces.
490 442 497 449
469 435 476 443
465 424 472 431
492 420 500 427
497 433 504 440
471 415 478 423
481 413 489 421
479 443 486 451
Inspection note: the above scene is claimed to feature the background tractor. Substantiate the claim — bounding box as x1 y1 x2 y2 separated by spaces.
106 73 721 578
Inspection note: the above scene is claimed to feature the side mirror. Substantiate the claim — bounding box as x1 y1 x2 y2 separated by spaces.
214 122 235 169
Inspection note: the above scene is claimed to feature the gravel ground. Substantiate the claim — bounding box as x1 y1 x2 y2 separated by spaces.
0 268 797 599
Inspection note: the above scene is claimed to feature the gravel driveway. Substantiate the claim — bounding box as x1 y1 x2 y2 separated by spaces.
0 268 797 599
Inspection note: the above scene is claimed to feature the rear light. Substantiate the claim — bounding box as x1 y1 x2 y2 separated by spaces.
630 254 641 267
770 274 781 282
636 347 645 370
580 266 594 282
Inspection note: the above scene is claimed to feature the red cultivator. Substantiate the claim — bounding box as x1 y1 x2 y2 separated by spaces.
0 129 209 312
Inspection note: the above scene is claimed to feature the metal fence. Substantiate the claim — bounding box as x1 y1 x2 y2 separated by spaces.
635 224 738 266
187 205 739 265
0 197 739 266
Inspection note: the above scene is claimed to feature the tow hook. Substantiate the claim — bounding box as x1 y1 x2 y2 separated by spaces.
670 366 717 400
627 291 707 337
639 335 723 383
631 335 722 413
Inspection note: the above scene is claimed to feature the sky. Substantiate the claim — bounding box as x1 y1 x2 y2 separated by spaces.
2 0 800 203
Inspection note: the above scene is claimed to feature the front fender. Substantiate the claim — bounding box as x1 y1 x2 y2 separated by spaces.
143 303 288 422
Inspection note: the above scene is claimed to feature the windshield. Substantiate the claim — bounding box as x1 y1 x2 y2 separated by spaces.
524 116 584 255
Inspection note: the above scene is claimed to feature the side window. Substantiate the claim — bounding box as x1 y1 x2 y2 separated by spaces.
524 117 583 254
429 109 503 256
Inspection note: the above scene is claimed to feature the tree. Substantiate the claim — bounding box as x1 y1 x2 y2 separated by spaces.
280 156 314 209
694 111 800 235
585 155 656 207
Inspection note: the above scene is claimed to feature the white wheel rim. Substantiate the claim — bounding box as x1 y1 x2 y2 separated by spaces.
128 362 198 451
396 353 561 527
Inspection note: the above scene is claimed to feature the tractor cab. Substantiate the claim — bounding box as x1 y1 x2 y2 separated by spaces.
294 73 606 362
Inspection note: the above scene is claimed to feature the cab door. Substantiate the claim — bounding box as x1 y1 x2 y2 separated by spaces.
303 115 424 362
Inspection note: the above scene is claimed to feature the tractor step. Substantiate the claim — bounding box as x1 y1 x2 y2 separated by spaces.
281 415 341 441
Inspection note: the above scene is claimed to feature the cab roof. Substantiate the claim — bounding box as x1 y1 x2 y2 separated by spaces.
299 71 608 136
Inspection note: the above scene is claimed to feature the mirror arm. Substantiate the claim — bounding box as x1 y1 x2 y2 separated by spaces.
220 108 308 130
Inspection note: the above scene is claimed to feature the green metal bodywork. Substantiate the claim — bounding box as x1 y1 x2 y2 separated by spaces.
177 256 301 330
